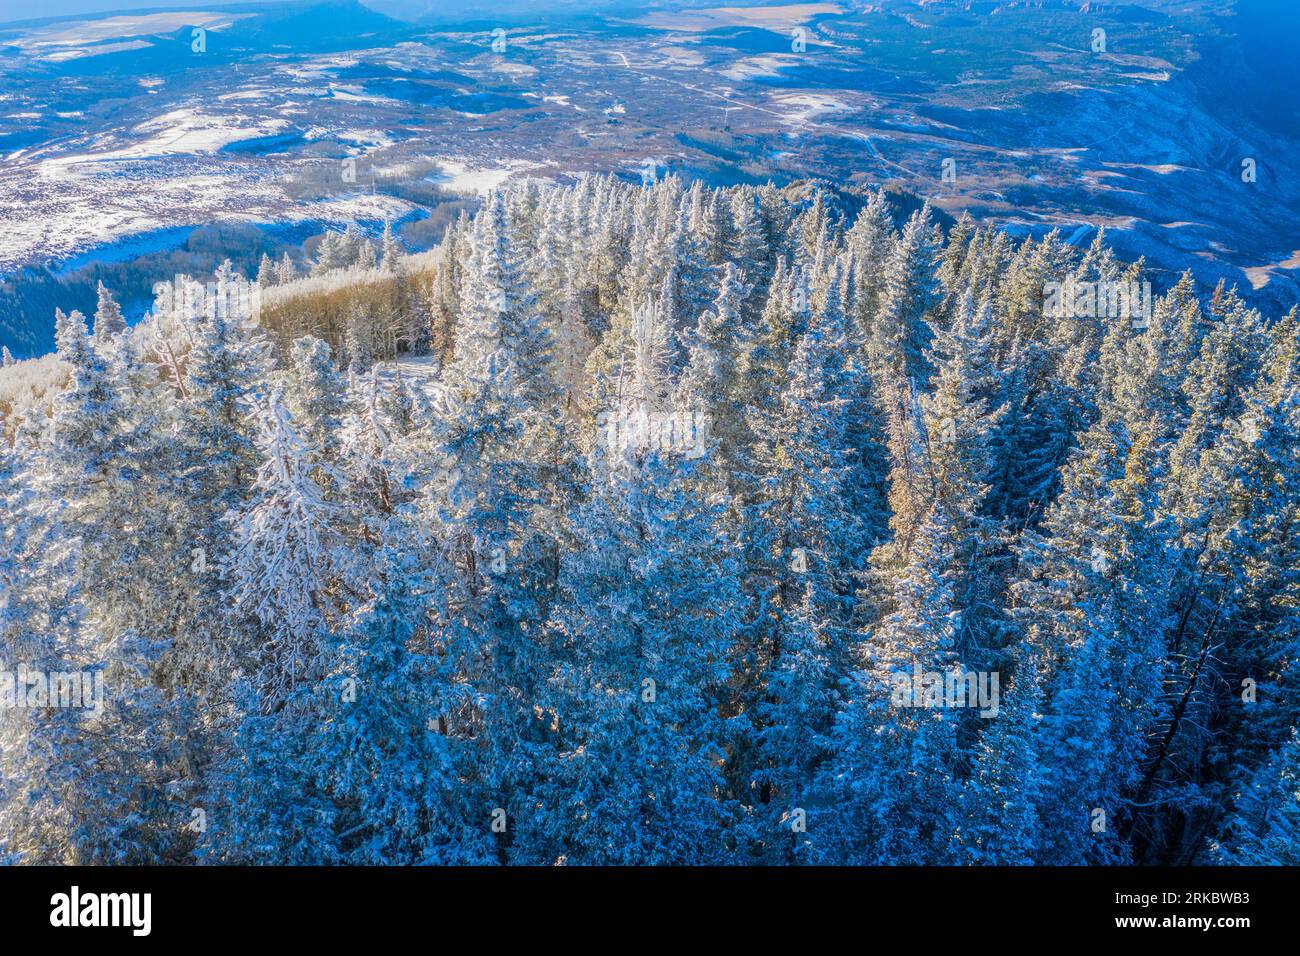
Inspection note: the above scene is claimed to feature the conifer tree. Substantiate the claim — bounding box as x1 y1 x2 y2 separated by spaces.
1214 729 1300 865
226 391 338 706
275 252 298 285
2 173 1297 866
256 253 277 289
93 282 127 344
523 455 741 864
380 221 403 269
283 336 348 466
872 203 940 387
816 501 966 864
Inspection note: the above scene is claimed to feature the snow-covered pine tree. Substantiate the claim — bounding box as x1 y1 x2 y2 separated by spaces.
275 252 298 285
963 650 1043 864
93 282 127 344
844 188 896 335
417 189 572 860
814 500 966 865
282 335 348 467
871 202 940 388
380 220 403 270
225 390 339 706
737 268 873 859
675 262 749 471
0 310 177 864
256 253 277 289
920 289 1009 667
1213 728 1300 865
343 305 375 376
521 453 742 864
355 238 378 271
239 529 496 865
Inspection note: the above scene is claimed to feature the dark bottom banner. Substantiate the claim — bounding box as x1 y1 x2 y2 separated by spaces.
0 866 1283 941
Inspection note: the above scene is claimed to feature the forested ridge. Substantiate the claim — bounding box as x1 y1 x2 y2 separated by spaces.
1 174 1297 865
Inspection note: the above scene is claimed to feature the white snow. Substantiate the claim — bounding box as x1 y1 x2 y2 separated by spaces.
720 54 801 81
772 93 850 126
34 109 290 172
9 12 253 62
428 159 537 196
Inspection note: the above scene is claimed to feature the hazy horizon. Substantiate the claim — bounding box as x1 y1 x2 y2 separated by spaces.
0 0 631 27
0 0 289 27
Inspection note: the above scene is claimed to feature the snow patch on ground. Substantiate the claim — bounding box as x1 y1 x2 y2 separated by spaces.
629 3 844 33
9 12 252 62
493 61 539 79
381 355 441 397
332 129 396 148
327 84 399 105
772 92 850 126
302 192 413 225
0 115 415 275
428 159 537 196
44 40 151 63
657 46 705 66
36 109 290 171
219 89 272 102
720 54 801 81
